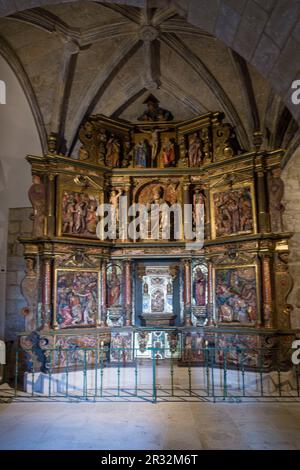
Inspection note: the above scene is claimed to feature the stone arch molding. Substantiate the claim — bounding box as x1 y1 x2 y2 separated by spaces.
0 0 300 124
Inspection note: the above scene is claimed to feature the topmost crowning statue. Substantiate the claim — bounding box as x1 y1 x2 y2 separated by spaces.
18 96 295 372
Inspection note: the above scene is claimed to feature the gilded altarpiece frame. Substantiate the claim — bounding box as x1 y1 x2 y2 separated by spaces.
17 109 296 376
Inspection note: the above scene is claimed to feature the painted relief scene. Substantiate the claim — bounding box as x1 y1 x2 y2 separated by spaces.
56 270 99 328
212 186 254 238
61 190 99 238
110 332 133 362
54 335 98 368
215 267 257 325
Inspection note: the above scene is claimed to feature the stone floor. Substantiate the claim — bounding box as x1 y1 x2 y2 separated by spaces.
0 401 300 450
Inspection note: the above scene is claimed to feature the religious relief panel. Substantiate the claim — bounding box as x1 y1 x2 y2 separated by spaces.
110 332 133 363
180 126 213 168
54 335 99 368
54 269 100 329
135 181 181 240
214 266 258 326
210 183 256 239
182 331 206 363
59 189 100 239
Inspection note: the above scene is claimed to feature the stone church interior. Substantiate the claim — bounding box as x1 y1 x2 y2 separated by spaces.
0 0 300 452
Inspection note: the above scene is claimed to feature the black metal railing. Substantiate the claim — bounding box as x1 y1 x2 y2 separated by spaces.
1 345 299 403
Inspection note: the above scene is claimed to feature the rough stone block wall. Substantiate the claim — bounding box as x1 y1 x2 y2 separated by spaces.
5 208 32 341
282 150 300 329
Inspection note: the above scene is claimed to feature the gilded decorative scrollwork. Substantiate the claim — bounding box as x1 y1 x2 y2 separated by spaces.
213 123 241 161
275 252 293 329
20 258 39 332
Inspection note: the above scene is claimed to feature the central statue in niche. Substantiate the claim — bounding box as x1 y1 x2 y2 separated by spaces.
139 266 177 326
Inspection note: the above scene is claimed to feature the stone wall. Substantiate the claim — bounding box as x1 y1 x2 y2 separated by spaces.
282 147 300 329
5 208 32 341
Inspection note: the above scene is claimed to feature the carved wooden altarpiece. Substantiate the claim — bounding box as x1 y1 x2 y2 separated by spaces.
18 108 295 372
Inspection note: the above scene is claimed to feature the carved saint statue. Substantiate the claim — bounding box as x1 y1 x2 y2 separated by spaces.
78 146 89 161
188 133 202 167
98 128 107 164
268 169 284 232
193 189 206 230
193 267 206 306
122 136 132 167
161 137 175 167
107 265 121 307
134 140 149 167
147 186 170 239
106 135 120 167
28 175 46 237
137 94 173 122
109 189 122 232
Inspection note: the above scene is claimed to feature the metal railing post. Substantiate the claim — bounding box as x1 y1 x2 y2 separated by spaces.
152 347 157 403
14 345 19 398
223 348 228 400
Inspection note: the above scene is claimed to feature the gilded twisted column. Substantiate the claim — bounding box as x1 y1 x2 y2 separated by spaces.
255 169 270 233
206 261 214 326
42 256 52 330
182 179 191 241
261 254 274 329
183 258 192 326
101 259 107 326
46 173 55 237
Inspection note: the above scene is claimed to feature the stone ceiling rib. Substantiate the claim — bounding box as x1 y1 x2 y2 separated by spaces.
229 49 260 134
161 76 209 114
160 18 214 38
111 84 147 118
110 74 207 120
11 8 139 46
11 8 77 37
67 36 143 153
151 7 178 26
0 34 47 153
264 91 286 149
161 33 250 150
50 40 79 151
98 2 142 24
282 129 300 165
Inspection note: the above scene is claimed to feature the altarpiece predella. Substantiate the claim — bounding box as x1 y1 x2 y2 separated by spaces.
19 98 295 374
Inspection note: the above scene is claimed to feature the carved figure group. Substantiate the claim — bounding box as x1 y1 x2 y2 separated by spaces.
214 187 253 237
216 267 257 324
57 271 98 328
62 191 98 237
